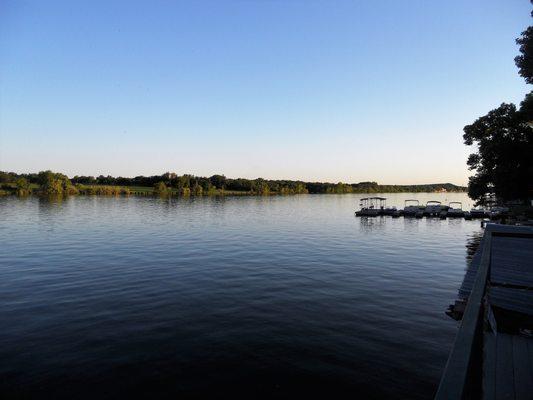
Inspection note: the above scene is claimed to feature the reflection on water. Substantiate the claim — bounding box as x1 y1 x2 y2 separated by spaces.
358 215 386 232
465 230 484 262
0 193 480 399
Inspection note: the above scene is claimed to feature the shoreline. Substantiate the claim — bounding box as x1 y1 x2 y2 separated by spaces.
0 186 468 198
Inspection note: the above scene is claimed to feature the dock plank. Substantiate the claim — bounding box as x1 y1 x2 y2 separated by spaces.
512 335 533 400
483 332 497 400
438 226 533 400
495 333 515 400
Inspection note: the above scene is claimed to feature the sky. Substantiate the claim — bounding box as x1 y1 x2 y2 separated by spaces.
0 0 531 185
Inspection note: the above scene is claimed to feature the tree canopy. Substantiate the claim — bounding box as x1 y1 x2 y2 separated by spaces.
153 181 169 196
463 103 532 204
463 4 533 205
0 169 466 197
38 170 78 195
515 25 533 84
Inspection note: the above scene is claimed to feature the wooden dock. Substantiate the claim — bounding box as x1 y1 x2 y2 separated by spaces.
435 224 533 400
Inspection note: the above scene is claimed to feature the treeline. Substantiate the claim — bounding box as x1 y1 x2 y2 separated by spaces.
0 170 466 196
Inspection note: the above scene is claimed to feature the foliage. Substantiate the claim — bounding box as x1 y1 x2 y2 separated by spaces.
515 24 533 84
463 5 533 206
463 104 533 205
209 175 226 189
38 170 78 195
14 177 31 196
76 185 128 195
192 183 203 196
519 91 533 122
153 181 169 196
207 185 217 196
0 170 466 197
516 16 533 121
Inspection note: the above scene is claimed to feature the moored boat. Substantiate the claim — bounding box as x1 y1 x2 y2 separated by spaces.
424 200 443 217
402 199 421 217
355 197 386 217
446 202 465 218
380 206 398 216
470 207 488 218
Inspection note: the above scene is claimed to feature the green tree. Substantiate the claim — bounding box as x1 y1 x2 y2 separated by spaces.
252 179 270 195
463 103 533 205
463 5 533 205
0 171 12 184
192 183 203 196
515 25 533 84
38 170 77 195
519 91 533 121
516 15 533 121
15 177 31 196
209 174 226 189
153 181 169 196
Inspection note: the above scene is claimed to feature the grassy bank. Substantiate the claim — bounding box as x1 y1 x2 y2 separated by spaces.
0 183 467 198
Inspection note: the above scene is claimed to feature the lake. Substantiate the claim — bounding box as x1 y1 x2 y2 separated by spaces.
0 193 481 399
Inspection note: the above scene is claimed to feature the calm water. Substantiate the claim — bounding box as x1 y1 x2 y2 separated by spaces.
0 193 481 399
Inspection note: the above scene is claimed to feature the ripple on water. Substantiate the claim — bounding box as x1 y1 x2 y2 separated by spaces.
0 193 479 399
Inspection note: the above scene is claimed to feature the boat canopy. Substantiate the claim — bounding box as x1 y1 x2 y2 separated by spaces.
426 201 442 205
359 197 387 209
449 202 463 208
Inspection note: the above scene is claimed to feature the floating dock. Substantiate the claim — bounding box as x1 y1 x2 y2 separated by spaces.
435 224 533 399
354 198 499 220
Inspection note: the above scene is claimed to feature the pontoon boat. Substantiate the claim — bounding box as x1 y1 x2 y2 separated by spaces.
446 202 464 218
402 199 421 216
424 201 443 217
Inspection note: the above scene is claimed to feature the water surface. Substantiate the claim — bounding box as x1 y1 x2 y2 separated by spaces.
0 193 480 399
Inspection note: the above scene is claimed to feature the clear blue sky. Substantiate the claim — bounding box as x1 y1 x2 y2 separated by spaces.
0 0 530 185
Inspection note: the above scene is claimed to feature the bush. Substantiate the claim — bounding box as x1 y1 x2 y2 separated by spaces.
153 182 169 196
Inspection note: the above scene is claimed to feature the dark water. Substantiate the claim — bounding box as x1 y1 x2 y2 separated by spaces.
0 194 480 399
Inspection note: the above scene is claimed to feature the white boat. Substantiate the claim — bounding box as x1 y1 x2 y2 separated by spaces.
446 202 465 218
424 201 443 216
355 197 386 217
402 199 421 216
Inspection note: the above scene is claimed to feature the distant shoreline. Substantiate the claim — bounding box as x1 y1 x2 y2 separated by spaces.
0 170 467 197
0 184 467 198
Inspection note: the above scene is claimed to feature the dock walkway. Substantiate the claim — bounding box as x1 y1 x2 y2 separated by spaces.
435 224 533 400
483 332 533 400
